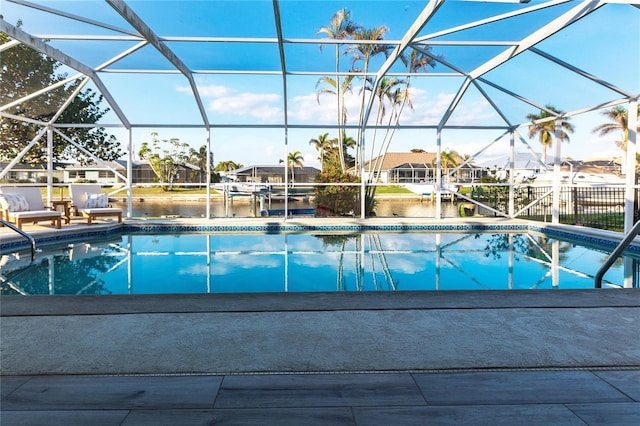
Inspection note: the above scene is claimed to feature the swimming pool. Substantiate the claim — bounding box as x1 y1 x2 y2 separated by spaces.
1 227 635 295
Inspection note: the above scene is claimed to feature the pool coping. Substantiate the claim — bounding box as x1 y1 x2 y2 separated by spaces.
2 217 638 254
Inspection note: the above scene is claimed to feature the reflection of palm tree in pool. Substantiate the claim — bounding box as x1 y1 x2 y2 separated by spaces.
314 233 396 291
482 233 572 263
367 234 397 290
483 233 528 260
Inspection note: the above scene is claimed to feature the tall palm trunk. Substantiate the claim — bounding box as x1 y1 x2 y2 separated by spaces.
335 45 346 172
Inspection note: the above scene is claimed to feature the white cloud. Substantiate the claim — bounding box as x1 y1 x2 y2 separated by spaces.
178 84 232 97
177 81 623 163
209 92 282 121
288 93 334 123
179 84 283 122
209 255 281 275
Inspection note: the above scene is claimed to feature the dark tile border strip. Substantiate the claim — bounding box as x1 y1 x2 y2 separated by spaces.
2 221 636 253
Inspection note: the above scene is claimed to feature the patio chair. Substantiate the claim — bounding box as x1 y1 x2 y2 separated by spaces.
0 186 62 229
69 184 122 225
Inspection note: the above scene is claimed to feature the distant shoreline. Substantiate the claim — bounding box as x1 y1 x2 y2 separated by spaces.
112 193 428 203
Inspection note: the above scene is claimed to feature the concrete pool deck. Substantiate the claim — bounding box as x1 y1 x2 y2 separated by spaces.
1 218 640 424
2 290 639 424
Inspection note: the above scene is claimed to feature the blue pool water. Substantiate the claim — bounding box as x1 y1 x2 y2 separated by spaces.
0 231 634 295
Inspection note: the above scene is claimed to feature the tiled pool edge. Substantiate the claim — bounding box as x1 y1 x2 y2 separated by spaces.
2 219 638 254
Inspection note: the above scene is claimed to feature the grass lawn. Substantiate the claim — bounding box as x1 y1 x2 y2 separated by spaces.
374 186 413 194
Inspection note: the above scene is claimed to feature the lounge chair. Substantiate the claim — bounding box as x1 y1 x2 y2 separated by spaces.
69 184 122 225
0 186 62 229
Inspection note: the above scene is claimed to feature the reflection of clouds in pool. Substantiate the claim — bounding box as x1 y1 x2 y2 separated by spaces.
141 232 535 280
290 252 343 269
207 254 281 275
384 256 433 274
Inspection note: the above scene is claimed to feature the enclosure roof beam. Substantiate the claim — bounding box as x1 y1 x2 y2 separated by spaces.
477 77 551 114
0 39 20 52
272 0 289 131
468 0 605 80
106 0 210 130
438 77 472 130
0 74 83 112
529 47 635 98
95 41 148 72
7 0 139 36
374 0 445 80
0 19 131 128
362 0 445 127
415 0 571 42
439 1 606 130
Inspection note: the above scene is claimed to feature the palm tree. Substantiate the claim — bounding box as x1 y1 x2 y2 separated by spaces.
363 49 438 214
189 144 212 185
592 105 640 162
309 132 334 170
318 8 360 172
367 76 406 166
368 78 407 173
315 75 355 170
279 150 304 183
367 48 439 187
215 160 242 172
348 24 392 172
526 105 575 163
439 149 460 182
315 75 354 119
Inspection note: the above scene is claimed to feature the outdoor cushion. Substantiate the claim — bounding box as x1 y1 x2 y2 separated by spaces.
0 193 30 212
84 192 108 209
8 210 60 219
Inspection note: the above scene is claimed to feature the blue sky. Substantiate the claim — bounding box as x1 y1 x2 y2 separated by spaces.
2 0 639 167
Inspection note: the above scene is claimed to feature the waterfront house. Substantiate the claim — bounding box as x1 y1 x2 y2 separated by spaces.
62 160 200 185
227 165 321 184
358 152 483 184
0 162 64 183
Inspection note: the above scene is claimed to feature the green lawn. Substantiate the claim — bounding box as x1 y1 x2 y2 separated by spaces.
373 186 413 194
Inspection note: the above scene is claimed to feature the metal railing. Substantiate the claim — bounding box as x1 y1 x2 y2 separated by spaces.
594 218 640 288
0 218 37 261
469 185 636 231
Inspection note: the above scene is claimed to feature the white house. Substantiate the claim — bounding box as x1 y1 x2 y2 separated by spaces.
62 161 127 184
358 152 483 184
0 162 64 183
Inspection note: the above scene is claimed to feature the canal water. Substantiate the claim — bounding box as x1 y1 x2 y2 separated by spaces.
112 197 463 218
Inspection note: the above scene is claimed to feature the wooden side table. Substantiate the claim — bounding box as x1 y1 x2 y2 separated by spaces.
51 200 71 224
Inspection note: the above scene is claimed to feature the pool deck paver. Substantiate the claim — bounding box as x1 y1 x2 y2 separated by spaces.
2 290 640 425
2 370 639 425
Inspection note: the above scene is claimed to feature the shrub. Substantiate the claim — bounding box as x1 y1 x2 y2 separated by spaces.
314 169 361 216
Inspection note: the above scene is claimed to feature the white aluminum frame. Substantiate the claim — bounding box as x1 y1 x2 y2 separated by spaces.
0 0 638 228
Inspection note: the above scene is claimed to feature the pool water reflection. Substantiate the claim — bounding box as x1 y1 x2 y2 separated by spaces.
0 232 633 296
